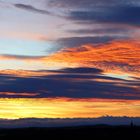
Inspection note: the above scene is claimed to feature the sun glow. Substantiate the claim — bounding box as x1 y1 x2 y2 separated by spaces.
0 98 140 119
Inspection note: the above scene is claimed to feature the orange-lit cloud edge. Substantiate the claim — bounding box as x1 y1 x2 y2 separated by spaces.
43 40 140 76
0 39 140 77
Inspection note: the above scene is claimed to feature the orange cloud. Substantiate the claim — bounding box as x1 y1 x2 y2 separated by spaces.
0 40 140 77
0 92 39 97
0 69 55 77
42 40 140 76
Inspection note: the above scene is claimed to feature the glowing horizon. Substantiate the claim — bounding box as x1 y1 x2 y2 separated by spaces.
0 98 140 119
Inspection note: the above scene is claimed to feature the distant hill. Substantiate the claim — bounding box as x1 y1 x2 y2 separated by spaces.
0 116 140 128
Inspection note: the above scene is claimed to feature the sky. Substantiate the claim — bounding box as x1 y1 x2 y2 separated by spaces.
0 0 140 126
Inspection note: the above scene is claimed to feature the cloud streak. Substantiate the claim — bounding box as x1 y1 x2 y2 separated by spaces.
68 6 140 26
56 36 128 48
0 67 139 99
67 28 133 35
48 0 140 26
48 0 140 8
14 4 51 15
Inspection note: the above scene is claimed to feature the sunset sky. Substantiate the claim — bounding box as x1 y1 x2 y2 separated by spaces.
0 0 140 123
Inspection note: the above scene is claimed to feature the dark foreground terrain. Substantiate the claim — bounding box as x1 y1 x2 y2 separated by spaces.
0 125 140 139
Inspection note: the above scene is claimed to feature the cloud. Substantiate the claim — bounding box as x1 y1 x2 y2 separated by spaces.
14 4 50 15
0 40 139 76
48 0 140 26
0 1 54 16
47 0 140 44
55 36 127 48
0 69 54 77
43 40 140 75
0 67 139 99
0 54 44 60
0 67 139 119
67 28 133 35
56 67 103 74
0 92 39 97
68 6 140 26
48 0 140 8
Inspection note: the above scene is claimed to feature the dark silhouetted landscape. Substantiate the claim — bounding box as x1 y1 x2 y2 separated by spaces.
0 125 140 139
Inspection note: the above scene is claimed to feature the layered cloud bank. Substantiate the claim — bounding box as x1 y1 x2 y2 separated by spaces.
0 67 139 99
0 40 140 100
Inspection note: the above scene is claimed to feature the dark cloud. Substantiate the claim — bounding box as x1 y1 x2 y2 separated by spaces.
46 1 140 45
0 67 139 99
56 67 103 74
68 6 140 26
48 0 140 26
14 4 50 15
48 0 140 8
10 1 140 45
56 36 128 48
67 28 132 35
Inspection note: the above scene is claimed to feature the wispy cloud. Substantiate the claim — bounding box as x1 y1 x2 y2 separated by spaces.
48 0 140 26
48 0 140 8
42 40 140 75
0 40 140 75
14 3 51 15
67 27 133 35
68 6 140 26
0 1 51 15
0 92 39 97
55 36 129 48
